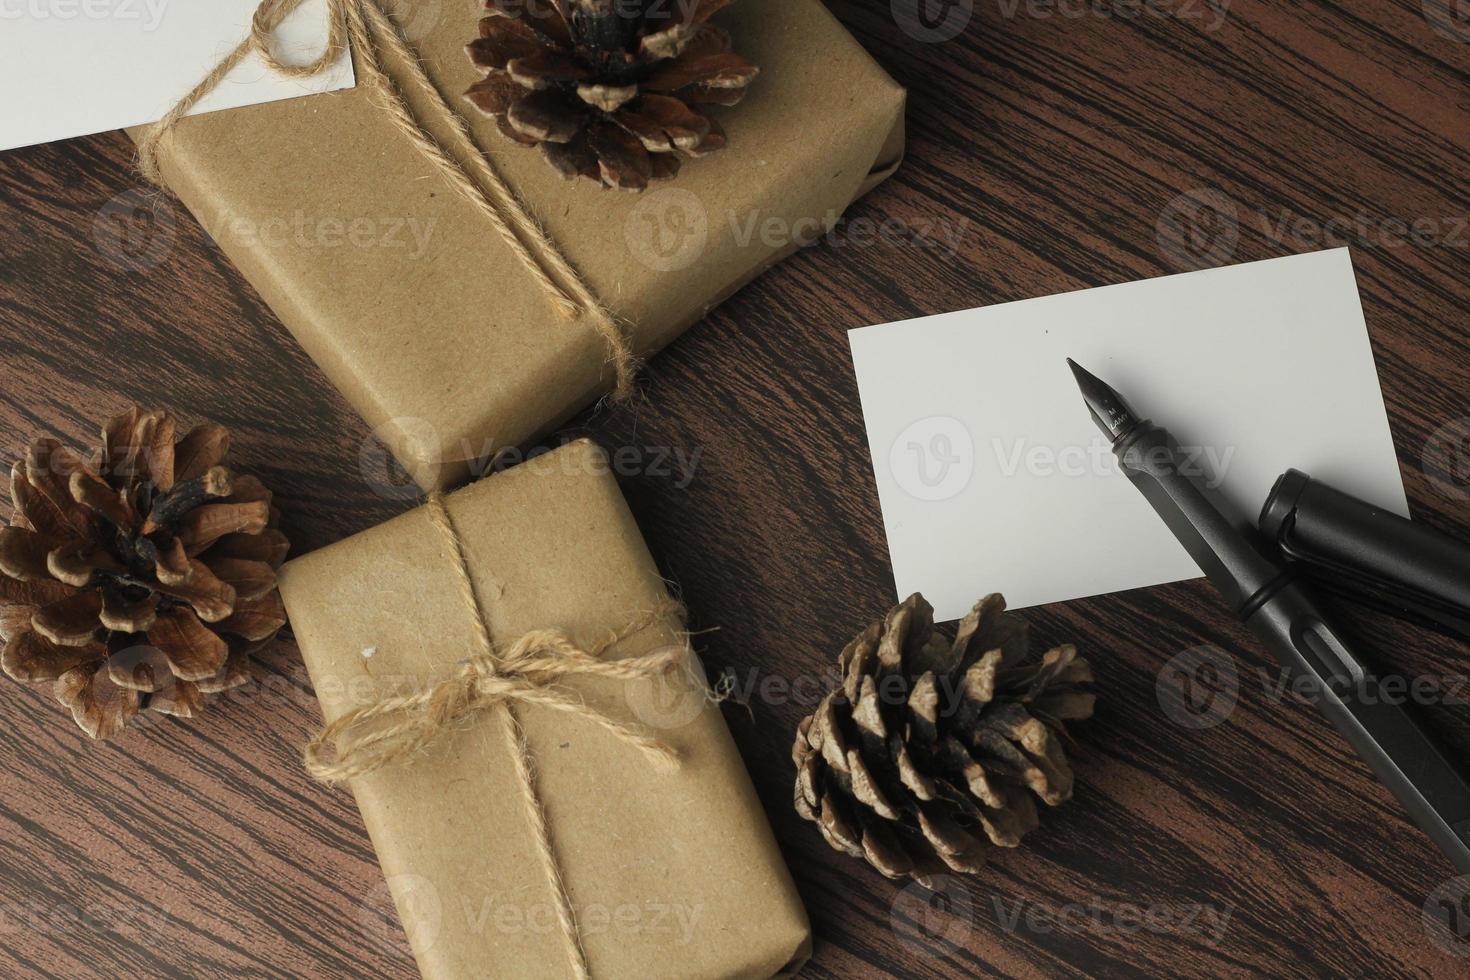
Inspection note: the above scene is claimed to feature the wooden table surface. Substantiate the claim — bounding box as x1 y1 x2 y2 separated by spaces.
2 0 1469 976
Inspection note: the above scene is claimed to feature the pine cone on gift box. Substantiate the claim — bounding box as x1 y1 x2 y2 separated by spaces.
463 0 758 190
793 593 1095 886
0 408 289 739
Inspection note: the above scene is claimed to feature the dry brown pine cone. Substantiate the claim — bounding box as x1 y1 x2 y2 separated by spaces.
0 408 289 739
464 0 757 190
793 593 1094 886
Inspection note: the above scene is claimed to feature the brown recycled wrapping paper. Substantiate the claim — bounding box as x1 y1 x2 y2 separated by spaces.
129 0 905 490
278 439 811 979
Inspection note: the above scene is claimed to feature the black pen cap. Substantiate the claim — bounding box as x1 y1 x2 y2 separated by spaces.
1259 469 1470 641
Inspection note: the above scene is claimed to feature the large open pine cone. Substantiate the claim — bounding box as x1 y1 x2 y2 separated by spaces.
0 408 289 739
463 0 757 190
793 593 1094 886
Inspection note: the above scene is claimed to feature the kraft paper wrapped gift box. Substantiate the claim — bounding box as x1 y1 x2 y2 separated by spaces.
278 439 811 979
131 0 905 490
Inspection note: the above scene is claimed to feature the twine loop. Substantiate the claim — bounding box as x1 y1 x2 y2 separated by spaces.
138 0 636 400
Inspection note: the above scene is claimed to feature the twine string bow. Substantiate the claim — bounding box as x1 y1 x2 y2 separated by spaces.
138 0 636 399
303 610 689 783
302 493 690 980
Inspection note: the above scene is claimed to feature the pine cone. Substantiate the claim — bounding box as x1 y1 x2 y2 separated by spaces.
0 408 289 739
463 0 758 190
792 593 1094 887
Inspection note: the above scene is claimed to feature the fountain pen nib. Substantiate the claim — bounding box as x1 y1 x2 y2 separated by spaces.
1067 358 1142 442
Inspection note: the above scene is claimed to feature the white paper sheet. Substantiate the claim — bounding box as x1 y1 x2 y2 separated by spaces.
848 248 1408 619
0 0 355 153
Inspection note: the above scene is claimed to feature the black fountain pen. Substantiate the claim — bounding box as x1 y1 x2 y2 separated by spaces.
1068 358 1470 874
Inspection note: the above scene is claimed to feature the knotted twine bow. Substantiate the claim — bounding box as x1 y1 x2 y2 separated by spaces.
303 492 692 980
138 0 637 400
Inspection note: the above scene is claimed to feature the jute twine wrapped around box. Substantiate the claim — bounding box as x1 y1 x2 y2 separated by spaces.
301 492 692 980
138 0 638 399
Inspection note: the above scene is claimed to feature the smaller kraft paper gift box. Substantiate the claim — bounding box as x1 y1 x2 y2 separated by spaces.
278 439 810 979
133 0 905 491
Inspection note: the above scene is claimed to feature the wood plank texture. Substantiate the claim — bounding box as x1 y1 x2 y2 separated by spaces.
0 0 1468 976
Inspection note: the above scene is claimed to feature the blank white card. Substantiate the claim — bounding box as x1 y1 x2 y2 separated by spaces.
848 248 1408 619
0 0 354 153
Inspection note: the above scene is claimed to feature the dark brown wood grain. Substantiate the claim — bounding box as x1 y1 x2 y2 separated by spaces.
1 0 1469 976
